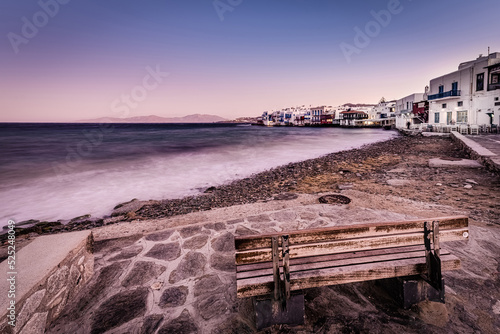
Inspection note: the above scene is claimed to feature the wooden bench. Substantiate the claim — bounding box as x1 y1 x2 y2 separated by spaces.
234 216 469 328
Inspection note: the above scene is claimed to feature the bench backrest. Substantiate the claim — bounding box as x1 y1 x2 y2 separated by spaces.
235 216 469 266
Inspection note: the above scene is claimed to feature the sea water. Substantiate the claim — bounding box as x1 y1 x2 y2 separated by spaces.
0 123 397 227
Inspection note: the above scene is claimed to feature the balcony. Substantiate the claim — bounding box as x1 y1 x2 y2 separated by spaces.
428 90 461 101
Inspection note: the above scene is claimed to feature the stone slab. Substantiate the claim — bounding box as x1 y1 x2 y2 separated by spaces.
0 230 92 318
428 158 483 168
387 179 412 186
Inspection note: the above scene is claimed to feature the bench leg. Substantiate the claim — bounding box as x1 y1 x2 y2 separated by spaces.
253 293 305 330
378 276 445 309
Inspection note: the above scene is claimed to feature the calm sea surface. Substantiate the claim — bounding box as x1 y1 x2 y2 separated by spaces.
0 123 397 226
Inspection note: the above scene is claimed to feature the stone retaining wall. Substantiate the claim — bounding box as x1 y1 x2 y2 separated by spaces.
0 231 94 334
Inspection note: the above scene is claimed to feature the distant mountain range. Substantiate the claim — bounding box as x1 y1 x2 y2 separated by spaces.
76 114 228 123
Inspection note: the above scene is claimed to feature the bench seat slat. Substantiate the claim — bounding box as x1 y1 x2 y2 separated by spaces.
235 216 468 251
237 245 428 273
236 253 461 298
236 249 452 280
236 228 468 265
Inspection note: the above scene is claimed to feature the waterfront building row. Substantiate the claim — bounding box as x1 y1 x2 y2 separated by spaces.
260 101 397 128
395 52 500 131
259 52 500 130
261 106 333 126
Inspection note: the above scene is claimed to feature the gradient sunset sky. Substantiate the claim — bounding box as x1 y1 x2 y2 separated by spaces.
1 0 499 122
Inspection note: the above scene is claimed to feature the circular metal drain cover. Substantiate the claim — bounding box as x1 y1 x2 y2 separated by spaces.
318 194 351 205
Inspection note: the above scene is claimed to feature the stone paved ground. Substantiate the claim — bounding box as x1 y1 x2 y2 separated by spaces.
46 192 500 334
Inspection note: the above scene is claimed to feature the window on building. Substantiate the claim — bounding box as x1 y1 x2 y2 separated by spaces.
447 112 452 125
442 103 447 108
434 113 440 123
492 73 499 85
452 82 458 91
477 73 484 91
457 111 468 123
495 97 499 102
458 101 463 107
439 85 444 94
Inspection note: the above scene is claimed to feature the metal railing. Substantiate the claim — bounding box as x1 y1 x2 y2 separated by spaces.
428 90 461 100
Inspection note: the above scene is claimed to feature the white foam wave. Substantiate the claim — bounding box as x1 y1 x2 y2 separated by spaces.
0 128 396 226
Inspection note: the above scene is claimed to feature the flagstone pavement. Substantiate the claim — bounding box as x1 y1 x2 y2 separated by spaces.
45 191 498 334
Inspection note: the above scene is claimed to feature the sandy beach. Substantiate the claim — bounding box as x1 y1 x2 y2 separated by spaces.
2 133 500 333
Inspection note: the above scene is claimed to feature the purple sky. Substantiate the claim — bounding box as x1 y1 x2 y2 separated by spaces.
1 0 499 122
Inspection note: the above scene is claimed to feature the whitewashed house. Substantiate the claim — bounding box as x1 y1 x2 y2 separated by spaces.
276 110 286 125
359 99 396 127
369 98 396 120
428 52 500 127
333 103 374 125
310 106 333 125
293 107 312 126
394 93 425 129
302 109 312 125
339 110 369 126
283 108 295 126
261 111 274 126
262 107 313 126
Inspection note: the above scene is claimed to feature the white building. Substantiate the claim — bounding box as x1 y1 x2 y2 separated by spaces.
333 103 374 124
293 106 312 125
262 106 313 126
338 110 369 127
310 106 333 125
283 108 295 126
428 52 500 126
281 106 312 126
369 98 396 120
394 93 424 129
261 111 274 126
301 109 312 125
